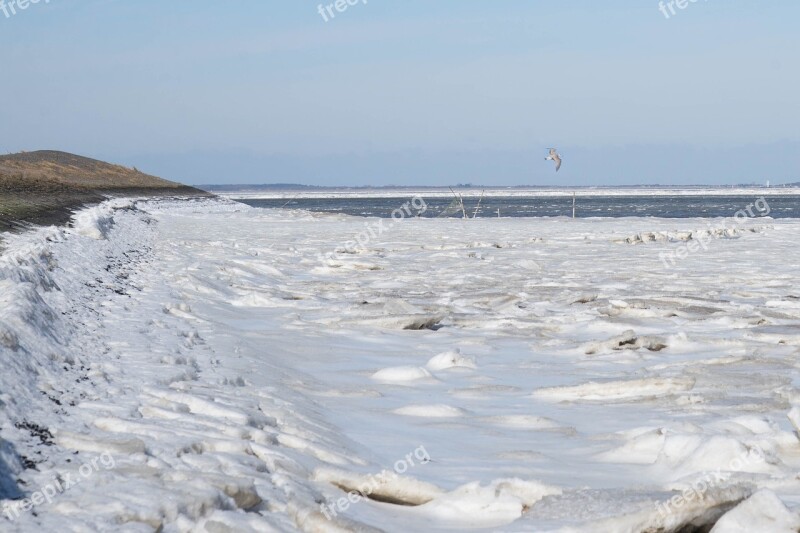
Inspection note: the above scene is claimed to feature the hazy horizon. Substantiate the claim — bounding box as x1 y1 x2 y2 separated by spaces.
2 1 798 186
199 179 797 190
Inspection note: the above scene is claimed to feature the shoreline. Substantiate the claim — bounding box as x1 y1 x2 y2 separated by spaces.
216 186 800 200
1 188 211 234
0 150 212 234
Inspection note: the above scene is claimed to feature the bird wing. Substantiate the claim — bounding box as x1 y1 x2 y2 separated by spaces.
554 154 562 172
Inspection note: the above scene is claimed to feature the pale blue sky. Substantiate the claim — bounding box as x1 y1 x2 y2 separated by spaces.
1 1 798 185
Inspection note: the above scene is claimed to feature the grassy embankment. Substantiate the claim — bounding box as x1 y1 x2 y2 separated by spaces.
0 151 209 232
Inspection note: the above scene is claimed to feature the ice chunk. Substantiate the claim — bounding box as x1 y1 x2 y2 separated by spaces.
533 377 696 402
414 479 561 528
314 467 444 506
426 349 476 371
393 405 466 417
710 490 800 533
371 366 433 383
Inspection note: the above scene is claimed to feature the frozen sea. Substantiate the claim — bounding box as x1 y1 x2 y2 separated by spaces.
3 194 800 532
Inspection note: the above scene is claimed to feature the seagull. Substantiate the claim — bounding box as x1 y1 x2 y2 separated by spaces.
545 148 562 172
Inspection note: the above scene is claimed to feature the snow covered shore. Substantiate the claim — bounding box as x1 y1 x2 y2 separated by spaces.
3 198 800 531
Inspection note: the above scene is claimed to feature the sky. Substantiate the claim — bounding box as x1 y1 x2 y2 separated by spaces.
1 0 798 186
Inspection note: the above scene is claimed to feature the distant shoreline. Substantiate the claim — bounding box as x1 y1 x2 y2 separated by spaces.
214 186 800 200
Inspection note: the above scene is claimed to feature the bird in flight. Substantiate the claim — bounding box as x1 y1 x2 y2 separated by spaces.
545 148 562 172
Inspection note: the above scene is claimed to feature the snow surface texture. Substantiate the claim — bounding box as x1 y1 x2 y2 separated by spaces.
2 198 800 531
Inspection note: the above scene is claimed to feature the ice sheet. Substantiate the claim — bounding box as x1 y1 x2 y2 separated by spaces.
2 197 800 531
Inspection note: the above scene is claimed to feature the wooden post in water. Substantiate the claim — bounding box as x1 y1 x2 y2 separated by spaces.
572 192 576 219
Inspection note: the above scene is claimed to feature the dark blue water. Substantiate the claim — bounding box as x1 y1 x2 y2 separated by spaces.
240 195 800 219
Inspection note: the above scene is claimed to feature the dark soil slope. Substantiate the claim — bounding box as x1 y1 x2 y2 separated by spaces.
0 151 209 231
